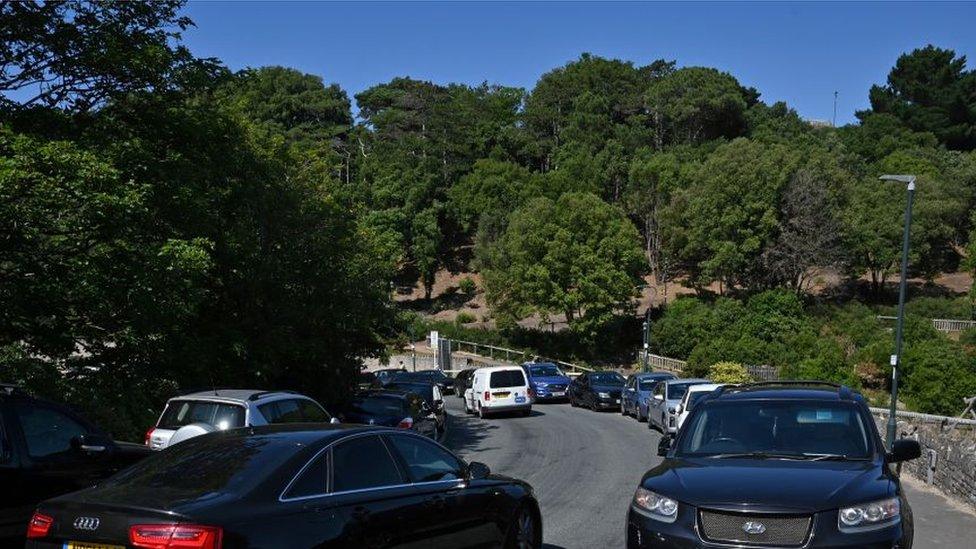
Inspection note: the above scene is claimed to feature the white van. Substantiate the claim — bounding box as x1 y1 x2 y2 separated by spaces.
464 366 532 418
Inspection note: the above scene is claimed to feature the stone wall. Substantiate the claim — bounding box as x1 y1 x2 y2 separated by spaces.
872 410 976 512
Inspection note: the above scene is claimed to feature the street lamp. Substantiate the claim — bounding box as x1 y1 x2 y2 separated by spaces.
880 174 916 450
642 309 652 372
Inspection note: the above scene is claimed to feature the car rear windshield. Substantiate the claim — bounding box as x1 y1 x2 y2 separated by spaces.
528 365 562 377
349 396 406 416
157 400 245 430
687 390 713 410
677 401 873 459
490 370 526 388
101 432 304 499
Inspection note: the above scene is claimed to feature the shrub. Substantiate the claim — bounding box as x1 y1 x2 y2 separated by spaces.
458 277 477 296
902 338 976 415
708 362 751 384
652 298 716 359
961 327 976 349
456 312 476 324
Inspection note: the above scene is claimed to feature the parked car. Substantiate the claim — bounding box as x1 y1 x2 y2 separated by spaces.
383 380 447 434
521 362 572 401
568 371 626 411
621 372 677 421
390 369 455 392
646 379 710 434
26 425 543 548
338 390 438 439
358 370 377 389
675 383 724 431
0 384 149 542
631 382 921 549
146 389 334 451
453 368 477 398
464 366 532 418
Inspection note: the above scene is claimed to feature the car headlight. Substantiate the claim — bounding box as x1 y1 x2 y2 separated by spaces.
632 487 678 523
598 392 610 399
838 497 900 532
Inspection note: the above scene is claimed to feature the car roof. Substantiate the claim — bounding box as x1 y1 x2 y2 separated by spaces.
355 389 410 400
476 365 524 373
686 383 723 392
634 372 675 379
665 378 710 385
705 382 864 403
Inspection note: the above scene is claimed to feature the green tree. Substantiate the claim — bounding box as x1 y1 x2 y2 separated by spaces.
861 45 976 151
708 362 751 384
645 67 753 149
0 0 218 112
666 138 800 290
479 193 646 334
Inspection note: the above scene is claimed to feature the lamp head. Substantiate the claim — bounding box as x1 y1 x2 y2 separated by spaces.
879 174 916 190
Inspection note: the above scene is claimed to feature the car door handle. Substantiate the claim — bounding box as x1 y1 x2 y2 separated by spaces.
351 506 370 521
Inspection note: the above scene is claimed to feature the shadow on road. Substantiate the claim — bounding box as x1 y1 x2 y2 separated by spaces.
443 410 500 456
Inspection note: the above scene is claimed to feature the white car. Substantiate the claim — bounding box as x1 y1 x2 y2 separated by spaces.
146 389 336 450
464 366 532 418
675 383 725 431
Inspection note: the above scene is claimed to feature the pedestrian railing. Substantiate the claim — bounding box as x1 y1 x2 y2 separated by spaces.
876 315 976 333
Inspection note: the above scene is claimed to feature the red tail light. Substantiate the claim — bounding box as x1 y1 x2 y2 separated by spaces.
26 511 53 539
144 427 156 446
528 387 535 399
130 523 223 549
484 391 491 401
397 417 414 429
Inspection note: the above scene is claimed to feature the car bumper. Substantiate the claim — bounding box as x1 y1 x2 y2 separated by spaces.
483 403 531 413
627 506 910 549
533 390 568 400
593 398 621 410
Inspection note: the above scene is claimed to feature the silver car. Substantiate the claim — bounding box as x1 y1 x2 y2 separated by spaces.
146 389 336 450
646 379 710 434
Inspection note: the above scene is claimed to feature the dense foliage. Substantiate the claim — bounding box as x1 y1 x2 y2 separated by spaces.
2 3 976 432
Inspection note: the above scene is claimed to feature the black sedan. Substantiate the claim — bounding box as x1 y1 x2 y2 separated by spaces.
391 369 456 393
0 385 149 542
338 390 438 439
453 368 476 397
384 381 447 434
26 425 543 548
568 371 626 411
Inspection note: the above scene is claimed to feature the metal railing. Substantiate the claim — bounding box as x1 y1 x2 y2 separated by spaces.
645 353 686 373
876 315 976 333
449 339 593 374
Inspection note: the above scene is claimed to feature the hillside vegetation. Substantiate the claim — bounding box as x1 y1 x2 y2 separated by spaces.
2 2 976 438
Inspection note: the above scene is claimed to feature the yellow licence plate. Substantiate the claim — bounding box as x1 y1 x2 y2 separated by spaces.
493 392 511 398
65 542 125 549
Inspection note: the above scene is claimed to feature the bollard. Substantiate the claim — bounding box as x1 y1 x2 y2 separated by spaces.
926 449 938 485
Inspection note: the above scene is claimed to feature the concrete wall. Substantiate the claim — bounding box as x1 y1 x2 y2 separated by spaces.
873 411 976 512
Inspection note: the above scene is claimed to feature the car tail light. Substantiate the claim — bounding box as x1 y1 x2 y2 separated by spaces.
26 511 53 539
484 391 491 401
144 427 156 446
397 417 414 429
528 387 535 399
130 523 223 549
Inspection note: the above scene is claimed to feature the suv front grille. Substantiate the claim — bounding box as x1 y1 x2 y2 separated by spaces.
699 509 812 547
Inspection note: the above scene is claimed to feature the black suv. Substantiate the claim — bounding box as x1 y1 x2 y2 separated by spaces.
628 382 921 549
0 384 149 541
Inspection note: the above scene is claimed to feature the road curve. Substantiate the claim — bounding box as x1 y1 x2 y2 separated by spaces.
441 397 976 549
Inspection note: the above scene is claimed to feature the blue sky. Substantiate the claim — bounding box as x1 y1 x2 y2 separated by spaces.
180 2 974 125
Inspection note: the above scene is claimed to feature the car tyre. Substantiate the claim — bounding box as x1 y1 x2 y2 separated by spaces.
569 394 578 407
478 403 488 420
504 505 541 549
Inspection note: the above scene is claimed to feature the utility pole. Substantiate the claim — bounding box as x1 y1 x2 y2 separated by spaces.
880 174 916 450
832 91 838 127
642 309 651 372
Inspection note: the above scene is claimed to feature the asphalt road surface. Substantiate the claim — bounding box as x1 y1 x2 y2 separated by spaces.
442 397 976 549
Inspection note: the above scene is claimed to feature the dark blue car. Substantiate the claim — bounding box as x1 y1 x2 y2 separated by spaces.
522 362 572 401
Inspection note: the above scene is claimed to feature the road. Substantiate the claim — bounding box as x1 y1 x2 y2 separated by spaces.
441 397 976 549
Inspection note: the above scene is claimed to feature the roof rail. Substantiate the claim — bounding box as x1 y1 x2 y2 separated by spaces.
248 390 299 401
716 380 853 398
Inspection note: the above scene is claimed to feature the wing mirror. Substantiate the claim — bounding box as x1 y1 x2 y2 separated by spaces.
675 404 684 415
330 417 341 425
71 434 111 454
467 461 491 480
657 434 674 457
887 439 922 463
653 394 663 401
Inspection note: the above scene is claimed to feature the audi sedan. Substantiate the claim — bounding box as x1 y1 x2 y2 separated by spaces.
628 382 921 549
26 424 543 548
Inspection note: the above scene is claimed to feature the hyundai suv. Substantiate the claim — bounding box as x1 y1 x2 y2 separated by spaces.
628 382 921 549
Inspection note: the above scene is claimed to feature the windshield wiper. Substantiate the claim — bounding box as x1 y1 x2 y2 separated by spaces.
802 453 869 461
709 452 810 460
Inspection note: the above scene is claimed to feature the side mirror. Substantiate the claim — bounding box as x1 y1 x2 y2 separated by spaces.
675 404 684 415
71 434 111 454
467 461 490 480
653 394 663 401
887 439 921 463
330 417 341 425
657 434 673 457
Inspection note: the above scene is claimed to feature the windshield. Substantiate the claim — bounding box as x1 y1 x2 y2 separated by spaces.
414 370 447 380
638 378 666 391
686 390 713 411
348 396 406 417
528 364 563 377
490 370 526 388
590 372 625 385
667 383 699 400
158 400 245 430
385 383 434 403
677 401 873 459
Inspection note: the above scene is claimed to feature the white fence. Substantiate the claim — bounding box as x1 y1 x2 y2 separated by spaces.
876 315 976 333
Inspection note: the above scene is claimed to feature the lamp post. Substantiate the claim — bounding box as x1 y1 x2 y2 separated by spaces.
880 174 916 450
642 309 651 372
